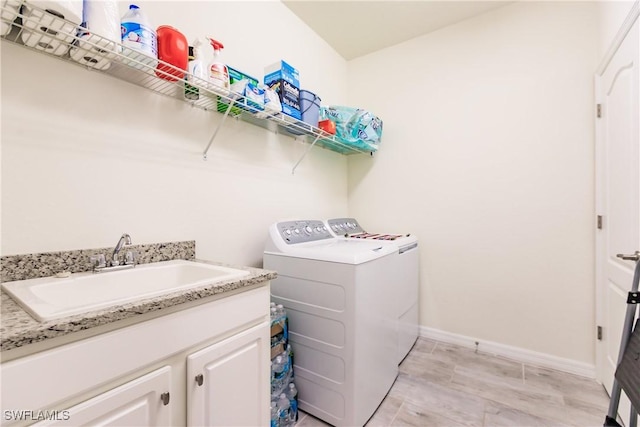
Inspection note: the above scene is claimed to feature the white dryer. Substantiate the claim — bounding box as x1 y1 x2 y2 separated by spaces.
326 218 419 364
264 220 398 427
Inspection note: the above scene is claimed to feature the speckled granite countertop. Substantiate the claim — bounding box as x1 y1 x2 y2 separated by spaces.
0 259 276 353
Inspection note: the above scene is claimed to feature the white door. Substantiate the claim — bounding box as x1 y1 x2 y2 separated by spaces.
33 366 172 426
186 322 270 427
595 15 640 425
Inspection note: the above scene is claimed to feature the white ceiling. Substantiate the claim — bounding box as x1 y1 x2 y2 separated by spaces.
282 1 513 60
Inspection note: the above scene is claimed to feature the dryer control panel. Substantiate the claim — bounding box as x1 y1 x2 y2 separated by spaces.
276 220 333 245
327 218 407 241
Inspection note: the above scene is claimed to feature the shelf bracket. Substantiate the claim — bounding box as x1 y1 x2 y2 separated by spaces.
291 133 323 175
203 96 237 161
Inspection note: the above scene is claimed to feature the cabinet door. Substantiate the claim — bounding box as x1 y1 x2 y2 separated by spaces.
33 366 172 426
186 322 269 427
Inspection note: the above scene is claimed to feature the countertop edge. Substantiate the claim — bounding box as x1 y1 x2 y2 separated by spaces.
1 260 277 353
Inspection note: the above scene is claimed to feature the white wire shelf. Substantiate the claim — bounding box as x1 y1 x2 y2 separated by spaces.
0 0 375 167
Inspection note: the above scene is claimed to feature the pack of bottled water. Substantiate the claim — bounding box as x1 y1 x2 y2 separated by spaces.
270 302 298 426
271 383 298 427
270 303 288 349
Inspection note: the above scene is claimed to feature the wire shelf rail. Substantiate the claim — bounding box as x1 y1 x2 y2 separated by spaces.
1 1 374 170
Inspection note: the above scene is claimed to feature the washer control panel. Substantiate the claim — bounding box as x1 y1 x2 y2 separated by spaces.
277 220 333 244
327 218 365 236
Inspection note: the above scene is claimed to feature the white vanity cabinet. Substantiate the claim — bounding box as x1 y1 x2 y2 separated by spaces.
187 323 270 426
33 366 173 426
1 285 270 427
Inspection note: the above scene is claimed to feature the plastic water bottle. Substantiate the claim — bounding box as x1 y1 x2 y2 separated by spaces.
285 382 298 422
286 343 293 359
270 401 278 427
279 370 292 396
120 4 157 69
271 355 285 393
276 304 288 341
281 351 293 386
276 393 291 427
280 350 290 373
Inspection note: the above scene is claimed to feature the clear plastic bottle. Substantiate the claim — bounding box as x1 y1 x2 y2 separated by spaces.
277 304 288 342
271 355 285 394
280 350 291 379
285 382 298 422
120 4 157 69
276 393 291 427
270 401 278 427
279 366 292 395
285 343 294 369
280 348 288 361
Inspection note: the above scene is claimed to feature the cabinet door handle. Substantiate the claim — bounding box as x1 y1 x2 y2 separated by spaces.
160 392 170 406
195 374 204 386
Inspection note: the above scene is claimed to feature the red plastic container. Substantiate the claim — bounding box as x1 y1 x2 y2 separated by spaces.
318 119 336 135
156 26 188 81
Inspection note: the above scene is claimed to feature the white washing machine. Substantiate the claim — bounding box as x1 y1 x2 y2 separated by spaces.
326 218 419 364
264 220 399 427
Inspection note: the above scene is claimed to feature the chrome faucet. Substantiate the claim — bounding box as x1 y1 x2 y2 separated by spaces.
90 233 137 273
111 233 132 266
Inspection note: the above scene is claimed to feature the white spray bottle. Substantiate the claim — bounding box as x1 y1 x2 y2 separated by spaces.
185 38 205 100
207 37 229 92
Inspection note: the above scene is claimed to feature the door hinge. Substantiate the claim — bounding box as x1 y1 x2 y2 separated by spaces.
597 215 603 229
597 325 603 340
597 104 602 118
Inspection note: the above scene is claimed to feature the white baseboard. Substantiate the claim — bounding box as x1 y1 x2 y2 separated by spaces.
419 326 597 379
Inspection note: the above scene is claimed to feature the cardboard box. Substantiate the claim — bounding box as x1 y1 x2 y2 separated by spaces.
270 322 284 337
264 60 301 120
265 60 299 87
271 342 285 360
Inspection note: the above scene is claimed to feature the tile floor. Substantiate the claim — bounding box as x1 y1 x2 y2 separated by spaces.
296 338 611 427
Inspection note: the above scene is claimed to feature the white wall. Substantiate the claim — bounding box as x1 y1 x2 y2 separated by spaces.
1 1 349 267
596 0 636 60
347 2 599 364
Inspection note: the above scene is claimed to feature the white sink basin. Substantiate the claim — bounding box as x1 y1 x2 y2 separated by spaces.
1 260 250 322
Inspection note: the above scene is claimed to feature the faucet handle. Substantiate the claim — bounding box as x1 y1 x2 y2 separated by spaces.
125 250 137 266
90 254 106 270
